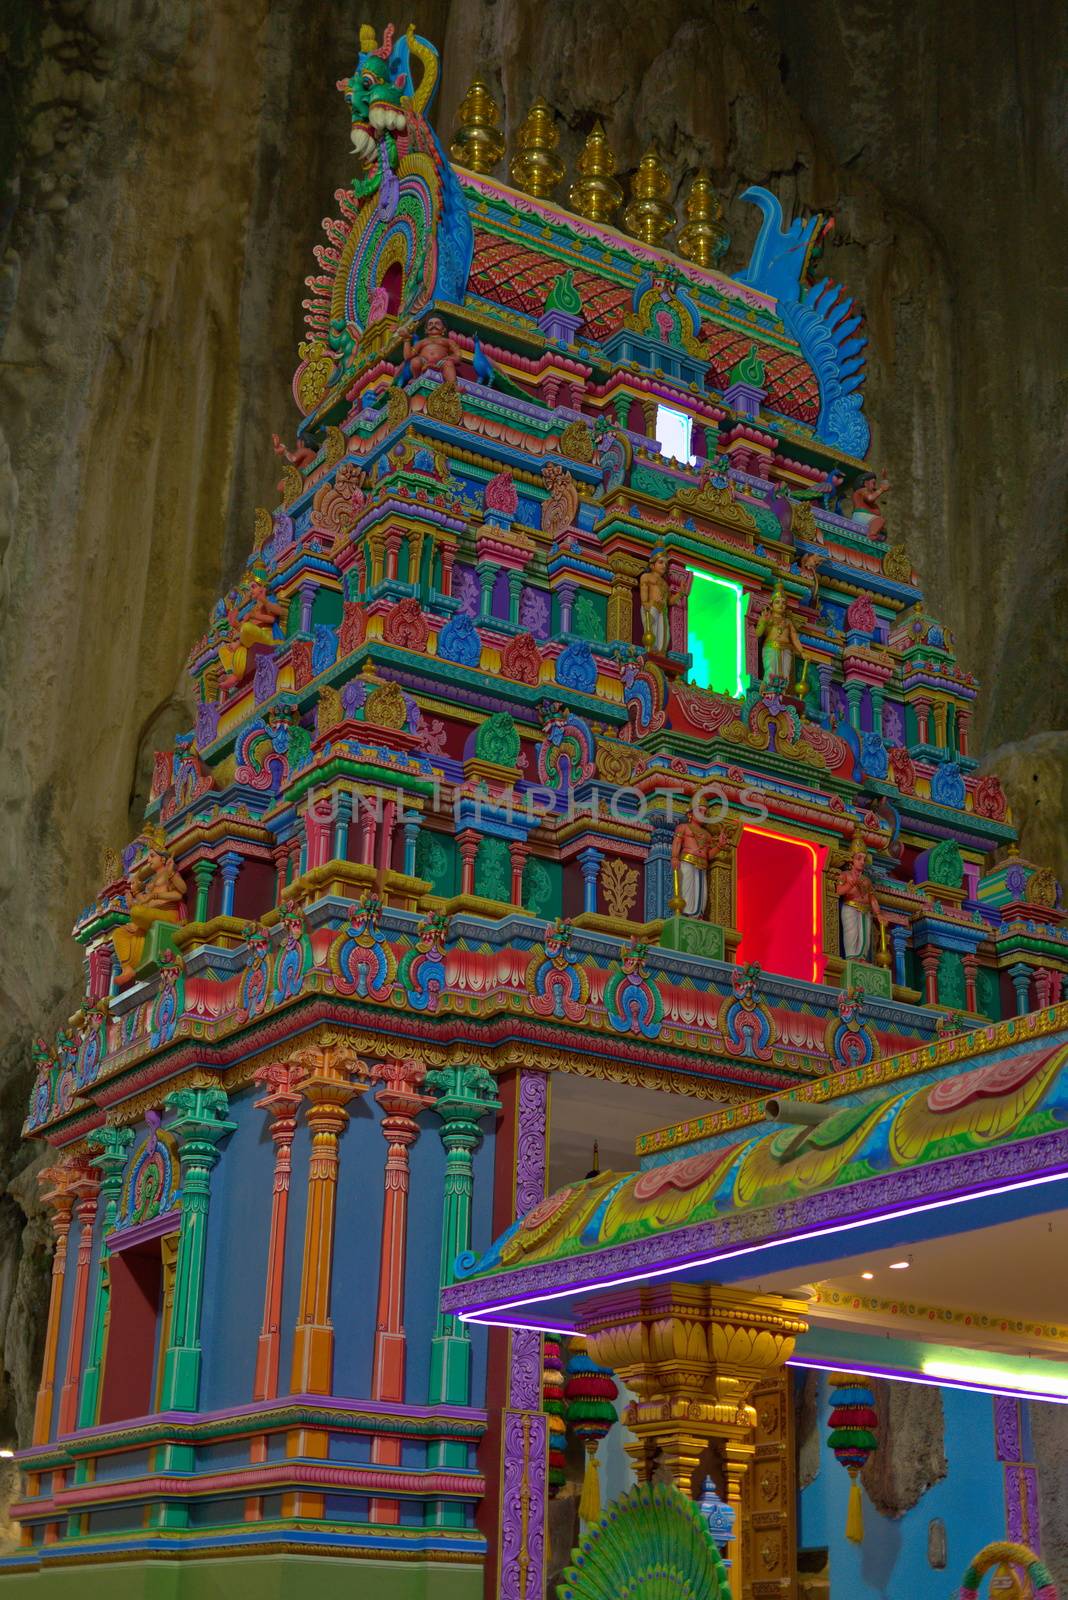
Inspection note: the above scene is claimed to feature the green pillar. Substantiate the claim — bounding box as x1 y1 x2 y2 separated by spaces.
76 1126 134 1430
425 1065 500 1527
151 1086 234 1528
191 859 216 924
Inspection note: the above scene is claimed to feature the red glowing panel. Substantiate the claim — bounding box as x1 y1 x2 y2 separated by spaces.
736 826 825 984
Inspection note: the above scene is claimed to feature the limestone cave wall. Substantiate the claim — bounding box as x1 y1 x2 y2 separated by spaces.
0 0 1064 1503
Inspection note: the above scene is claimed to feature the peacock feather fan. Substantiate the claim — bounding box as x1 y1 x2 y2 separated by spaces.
557 1481 732 1600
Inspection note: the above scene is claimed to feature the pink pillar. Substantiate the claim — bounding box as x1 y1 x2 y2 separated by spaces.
370 1059 433 1523
359 796 379 867
378 798 397 878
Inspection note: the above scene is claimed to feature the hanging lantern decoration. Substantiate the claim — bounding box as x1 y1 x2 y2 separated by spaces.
543 1337 568 1494
564 1349 619 1525
827 1375 878 1543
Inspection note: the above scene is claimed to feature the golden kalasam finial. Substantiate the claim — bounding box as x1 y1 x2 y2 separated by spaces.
509 98 565 199
623 145 676 246
677 169 730 269
450 76 505 172
569 120 623 224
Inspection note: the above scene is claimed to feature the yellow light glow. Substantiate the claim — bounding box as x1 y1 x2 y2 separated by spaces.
922 1359 1068 1400
888 1260 910 1269
861 1272 874 1280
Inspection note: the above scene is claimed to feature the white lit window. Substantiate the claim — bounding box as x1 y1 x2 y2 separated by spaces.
654 404 696 464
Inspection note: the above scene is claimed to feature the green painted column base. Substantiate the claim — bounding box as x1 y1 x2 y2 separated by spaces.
0 1556 482 1600
843 958 892 998
660 917 725 960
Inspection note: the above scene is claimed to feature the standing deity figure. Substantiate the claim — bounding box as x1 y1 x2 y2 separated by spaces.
756 580 809 690
671 806 732 919
112 830 186 987
851 471 890 539
218 566 285 690
403 315 463 385
639 550 681 653
836 845 885 961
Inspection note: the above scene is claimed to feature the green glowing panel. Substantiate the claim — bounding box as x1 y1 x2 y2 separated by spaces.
687 571 747 697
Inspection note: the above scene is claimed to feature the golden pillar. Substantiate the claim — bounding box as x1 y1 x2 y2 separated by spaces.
576 1283 807 1595
32 1166 77 1445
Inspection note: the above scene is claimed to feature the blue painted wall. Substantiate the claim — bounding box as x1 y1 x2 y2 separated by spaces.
800 1376 1005 1596
198 1085 275 1411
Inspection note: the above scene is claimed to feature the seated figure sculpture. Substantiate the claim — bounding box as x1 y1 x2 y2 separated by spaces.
851 470 890 539
112 827 187 987
403 315 463 385
217 565 285 690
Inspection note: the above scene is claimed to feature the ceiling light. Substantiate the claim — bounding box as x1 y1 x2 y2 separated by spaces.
0 1449 13 1459
861 1271 874 1280
922 1359 1068 1402
888 1260 910 1270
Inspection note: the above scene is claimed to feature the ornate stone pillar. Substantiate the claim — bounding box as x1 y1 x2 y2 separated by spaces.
252 1061 306 1402
158 1086 235 1413
508 570 524 627
668 562 693 656
914 699 931 745
498 1068 549 1600
509 841 528 907
370 1058 434 1523
56 1170 101 1437
218 851 243 917
962 952 979 1014
403 810 422 876
958 708 972 758
932 699 949 748
476 560 496 623
298 581 317 633
576 1283 807 1595
606 553 643 647
645 814 675 922
1009 962 1034 1017
920 946 942 1008
289 1046 365 1394
557 580 577 634
285 1042 367 1519
76 1126 134 1429
578 846 603 914
32 1168 77 1445
890 923 910 989
192 858 216 924
332 791 352 861
426 1065 501 1527
458 828 480 896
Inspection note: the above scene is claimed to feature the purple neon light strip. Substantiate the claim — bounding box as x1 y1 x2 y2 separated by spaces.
456 1167 1068 1326
787 1358 1068 1408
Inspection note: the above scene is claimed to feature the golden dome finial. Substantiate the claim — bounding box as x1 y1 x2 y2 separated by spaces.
677 169 730 269
450 76 505 173
569 120 623 224
509 98 565 199
623 144 676 246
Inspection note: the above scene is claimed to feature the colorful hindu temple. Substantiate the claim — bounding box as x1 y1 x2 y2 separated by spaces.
7 22 1067 1600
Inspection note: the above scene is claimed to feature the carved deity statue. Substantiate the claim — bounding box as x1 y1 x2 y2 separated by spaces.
403 315 462 385
218 566 285 690
671 806 733 920
540 461 579 538
851 471 890 540
756 580 809 690
836 845 885 962
112 831 186 987
639 550 681 654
